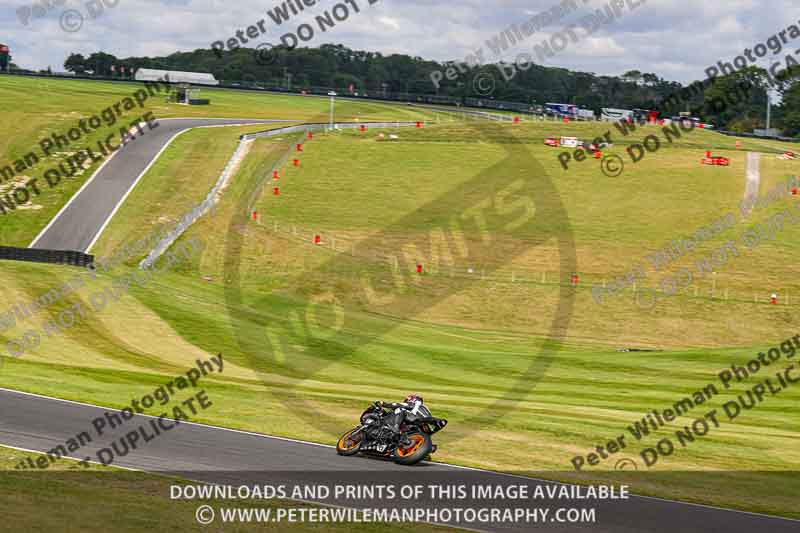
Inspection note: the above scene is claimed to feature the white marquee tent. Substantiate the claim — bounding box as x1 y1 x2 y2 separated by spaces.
134 68 219 86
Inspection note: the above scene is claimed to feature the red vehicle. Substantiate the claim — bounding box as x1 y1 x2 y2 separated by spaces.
702 156 730 166
544 138 559 147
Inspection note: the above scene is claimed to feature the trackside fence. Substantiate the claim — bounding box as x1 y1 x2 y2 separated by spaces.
140 121 421 269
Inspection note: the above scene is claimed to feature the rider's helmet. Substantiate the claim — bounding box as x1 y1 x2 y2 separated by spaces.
404 393 423 404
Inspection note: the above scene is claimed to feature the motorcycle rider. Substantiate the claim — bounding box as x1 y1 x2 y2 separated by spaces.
376 394 429 441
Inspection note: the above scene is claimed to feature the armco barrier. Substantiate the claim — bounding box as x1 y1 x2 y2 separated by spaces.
243 121 422 140
406 104 515 122
717 130 800 143
0 245 94 267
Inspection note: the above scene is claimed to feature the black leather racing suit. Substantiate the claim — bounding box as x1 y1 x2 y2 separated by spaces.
382 400 429 434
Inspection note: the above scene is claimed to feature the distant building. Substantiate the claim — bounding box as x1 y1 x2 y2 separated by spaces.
134 68 218 86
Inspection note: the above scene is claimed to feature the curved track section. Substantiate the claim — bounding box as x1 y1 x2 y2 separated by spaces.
29 118 288 253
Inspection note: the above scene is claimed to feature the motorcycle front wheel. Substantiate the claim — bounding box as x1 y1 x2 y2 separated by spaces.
336 428 363 456
393 432 432 466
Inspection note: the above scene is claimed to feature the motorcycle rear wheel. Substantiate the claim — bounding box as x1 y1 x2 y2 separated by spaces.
336 428 363 456
393 432 432 466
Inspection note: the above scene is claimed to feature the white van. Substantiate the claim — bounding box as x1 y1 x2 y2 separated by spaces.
601 108 634 122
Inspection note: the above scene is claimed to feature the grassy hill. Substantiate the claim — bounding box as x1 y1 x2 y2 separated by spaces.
1 76 799 518
0 74 437 246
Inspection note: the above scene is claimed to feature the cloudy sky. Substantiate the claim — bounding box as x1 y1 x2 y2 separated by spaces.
2 0 800 85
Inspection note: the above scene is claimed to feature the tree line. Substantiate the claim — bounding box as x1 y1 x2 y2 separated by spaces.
57 45 800 136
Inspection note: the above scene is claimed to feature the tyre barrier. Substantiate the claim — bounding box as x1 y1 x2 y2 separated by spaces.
0 245 94 268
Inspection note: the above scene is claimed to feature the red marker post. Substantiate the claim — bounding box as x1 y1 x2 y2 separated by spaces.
771 293 778 305
314 235 321 245
296 144 303 152
416 121 422 128
360 125 366 132
273 187 280 196
252 211 258 221
307 132 313 140
293 159 299 167
416 264 423 274
273 171 279 180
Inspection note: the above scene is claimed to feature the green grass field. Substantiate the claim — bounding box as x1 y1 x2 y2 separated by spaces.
0 74 438 246
1 75 800 520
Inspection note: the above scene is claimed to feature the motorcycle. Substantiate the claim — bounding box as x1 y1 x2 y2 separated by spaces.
336 401 447 466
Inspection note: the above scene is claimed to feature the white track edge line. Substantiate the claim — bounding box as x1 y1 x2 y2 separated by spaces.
0 386 333 450
29 142 120 248
85 121 277 253
29 120 285 252
83 127 190 253
0 442 487 533
0 386 797 524
1 443 142 473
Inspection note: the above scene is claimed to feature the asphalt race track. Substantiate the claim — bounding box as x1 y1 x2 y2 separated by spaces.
1 388 797 533
11 111 799 533
28 118 287 253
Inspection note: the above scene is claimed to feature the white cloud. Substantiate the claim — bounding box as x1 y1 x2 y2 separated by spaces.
377 16 400 30
0 0 798 84
577 36 627 58
717 16 745 34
